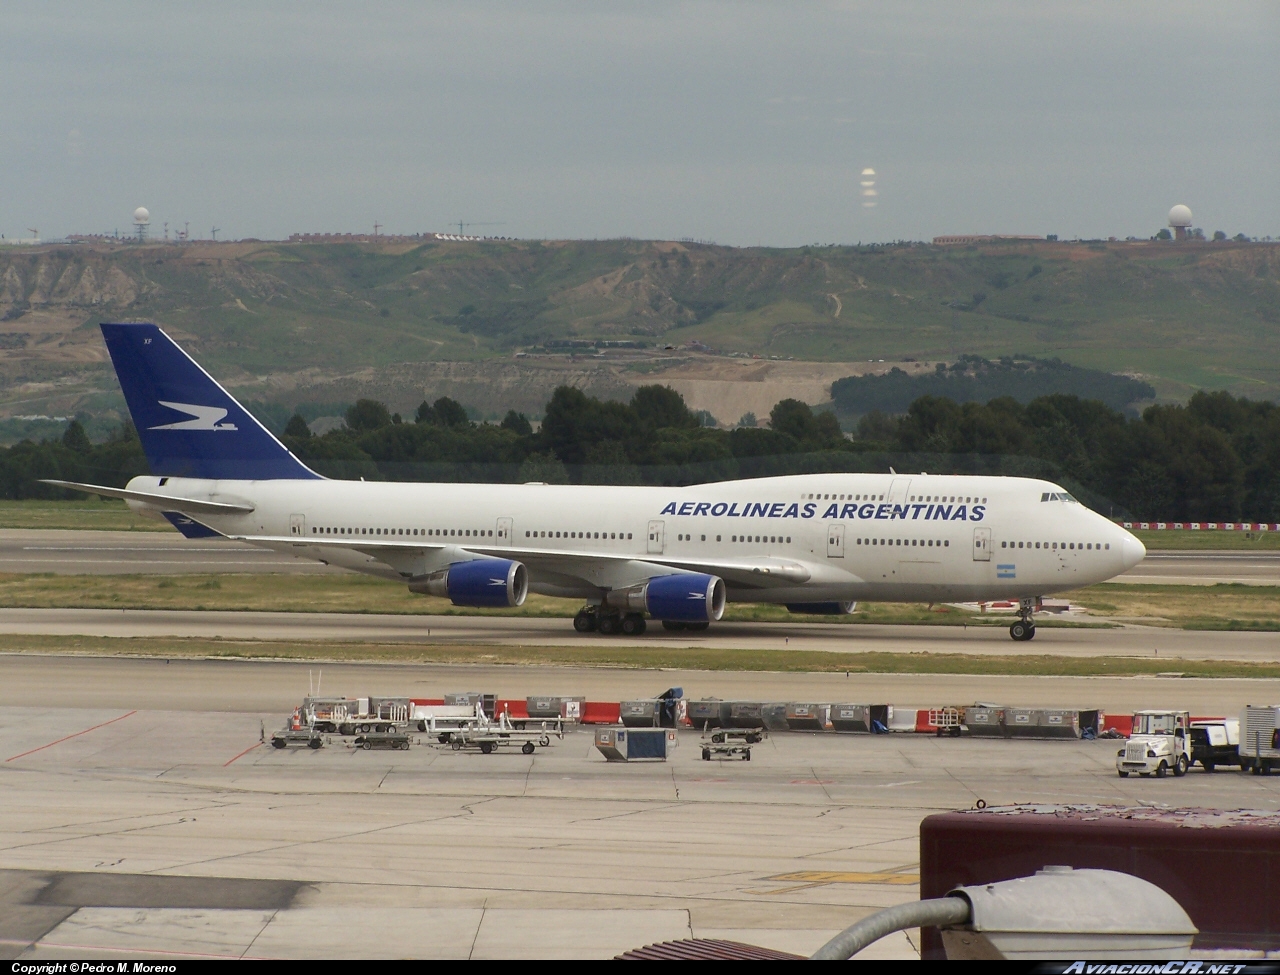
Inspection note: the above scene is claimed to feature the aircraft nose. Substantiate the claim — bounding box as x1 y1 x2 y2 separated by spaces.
1121 533 1146 570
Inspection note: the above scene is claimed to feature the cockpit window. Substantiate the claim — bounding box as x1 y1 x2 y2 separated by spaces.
1040 491 1078 503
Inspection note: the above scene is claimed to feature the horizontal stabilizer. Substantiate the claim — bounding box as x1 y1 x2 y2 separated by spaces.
39 479 255 515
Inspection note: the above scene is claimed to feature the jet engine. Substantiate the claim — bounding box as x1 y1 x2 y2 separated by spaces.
409 558 528 607
605 572 726 622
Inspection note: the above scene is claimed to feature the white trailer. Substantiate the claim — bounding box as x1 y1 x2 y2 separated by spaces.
1240 705 1280 775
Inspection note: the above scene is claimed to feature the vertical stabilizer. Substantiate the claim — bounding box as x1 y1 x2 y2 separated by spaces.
101 322 320 480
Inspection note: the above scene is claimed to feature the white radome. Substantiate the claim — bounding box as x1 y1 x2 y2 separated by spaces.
133 207 151 224
1167 204 1192 227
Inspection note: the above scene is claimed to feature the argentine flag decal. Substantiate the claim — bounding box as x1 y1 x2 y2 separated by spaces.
996 564 1017 579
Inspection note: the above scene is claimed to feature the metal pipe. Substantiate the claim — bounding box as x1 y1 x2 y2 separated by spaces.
810 896 971 960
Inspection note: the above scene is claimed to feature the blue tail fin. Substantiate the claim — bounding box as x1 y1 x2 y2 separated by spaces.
101 322 320 480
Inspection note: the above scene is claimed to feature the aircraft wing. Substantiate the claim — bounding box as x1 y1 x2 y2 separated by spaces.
234 534 811 589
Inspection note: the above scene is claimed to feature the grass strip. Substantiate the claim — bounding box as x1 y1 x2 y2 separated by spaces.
2 633 1279 678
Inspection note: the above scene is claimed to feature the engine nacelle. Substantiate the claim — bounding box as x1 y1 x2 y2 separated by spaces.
409 558 528 607
642 573 726 622
786 601 857 615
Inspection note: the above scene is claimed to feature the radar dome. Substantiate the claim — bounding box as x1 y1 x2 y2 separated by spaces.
133 207 150 224
1167 204 1192 228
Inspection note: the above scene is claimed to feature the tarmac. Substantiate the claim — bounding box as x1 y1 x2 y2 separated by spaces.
2 656 1279 960
1 605 1278 661
1 529 1277 585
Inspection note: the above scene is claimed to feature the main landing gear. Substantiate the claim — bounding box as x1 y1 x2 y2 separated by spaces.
1009 596 1038 641
573 606 711 636
574 606 647 636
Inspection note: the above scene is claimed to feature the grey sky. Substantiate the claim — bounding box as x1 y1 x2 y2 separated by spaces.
4 2 1276 246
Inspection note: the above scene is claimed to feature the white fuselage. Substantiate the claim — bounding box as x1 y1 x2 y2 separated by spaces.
126 471 1145 605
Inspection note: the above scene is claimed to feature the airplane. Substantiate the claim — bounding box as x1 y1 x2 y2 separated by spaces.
45 322 1146 642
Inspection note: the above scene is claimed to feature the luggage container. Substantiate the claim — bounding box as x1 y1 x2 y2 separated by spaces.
831 704 869 733
1039 709 1081 739
688 699 724 730
962 706 1008 737
1005 708 1041 737
784 703 829 731
594 727 676 762
762 703 789 732
725 702 766 729
526 696 586 721
620 700 659 728
445 692 496 718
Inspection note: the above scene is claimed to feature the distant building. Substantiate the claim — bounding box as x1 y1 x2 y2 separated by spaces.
932 235 1046 246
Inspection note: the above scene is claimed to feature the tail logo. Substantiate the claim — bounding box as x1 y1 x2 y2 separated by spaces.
149 401 239 431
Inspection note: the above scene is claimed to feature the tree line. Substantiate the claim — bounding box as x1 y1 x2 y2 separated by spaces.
3 385 1277 522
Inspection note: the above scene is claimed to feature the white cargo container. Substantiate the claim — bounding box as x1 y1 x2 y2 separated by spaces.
1240 705 1280 775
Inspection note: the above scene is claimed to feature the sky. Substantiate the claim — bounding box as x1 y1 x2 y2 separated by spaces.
3 1 1276 246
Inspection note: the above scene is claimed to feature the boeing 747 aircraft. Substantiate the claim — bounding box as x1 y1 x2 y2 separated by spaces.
47 323 1145 641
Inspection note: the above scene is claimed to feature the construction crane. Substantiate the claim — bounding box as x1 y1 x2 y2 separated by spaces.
454 221 504 236
210 227 220 241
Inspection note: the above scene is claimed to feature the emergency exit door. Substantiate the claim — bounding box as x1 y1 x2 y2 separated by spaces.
973 527 992 561
289 514 306 536
827 522 845 558
495 517 513 546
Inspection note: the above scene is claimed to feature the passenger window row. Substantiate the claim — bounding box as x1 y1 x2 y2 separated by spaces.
1001 541 1111 551
801 492 989 503
857 538 949 547
729 534 791 543
524 531 633 540
312 526 494 538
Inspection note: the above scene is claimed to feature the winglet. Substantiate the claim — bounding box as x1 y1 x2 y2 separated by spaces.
100 323 320 480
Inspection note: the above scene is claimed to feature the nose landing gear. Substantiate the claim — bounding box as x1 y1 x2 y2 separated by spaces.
1009 596 1039 641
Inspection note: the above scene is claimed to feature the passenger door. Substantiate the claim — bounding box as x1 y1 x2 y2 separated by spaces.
972 527 992 561
289 513 306 536
827 522 845 558
495 516 513 546
888 478 912 503
647 520 665 554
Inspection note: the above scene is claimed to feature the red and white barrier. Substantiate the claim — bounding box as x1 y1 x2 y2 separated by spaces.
1119 522 1278 531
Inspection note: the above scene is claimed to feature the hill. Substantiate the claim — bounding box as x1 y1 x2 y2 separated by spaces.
0 236 1276 423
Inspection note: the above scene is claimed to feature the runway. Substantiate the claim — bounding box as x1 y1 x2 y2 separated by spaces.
0 529 1276 585
1 655 1277 959
0 606 1276 661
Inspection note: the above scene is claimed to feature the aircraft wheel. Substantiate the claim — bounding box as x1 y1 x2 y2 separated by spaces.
597 614 622 635
621 614 646 636
522 741 535 755
685 621 709 632
573 610 597 633
1009 620 1031 641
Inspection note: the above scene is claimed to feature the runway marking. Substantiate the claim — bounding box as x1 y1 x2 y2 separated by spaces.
223 741 264 766
5 710 137 762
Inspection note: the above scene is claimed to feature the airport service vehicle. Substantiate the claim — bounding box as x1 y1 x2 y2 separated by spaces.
304 696 409 735
1189 718 1241 772
1116 711 1190 778
1240 705 1280 775
446 709 561 755
48 323 1145 642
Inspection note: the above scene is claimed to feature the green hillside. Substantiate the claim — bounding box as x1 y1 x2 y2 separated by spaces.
0 236 1276 415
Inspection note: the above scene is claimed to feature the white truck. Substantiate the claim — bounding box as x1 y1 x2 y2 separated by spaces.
1240 705 1280 776
1116 710 1190 778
